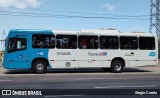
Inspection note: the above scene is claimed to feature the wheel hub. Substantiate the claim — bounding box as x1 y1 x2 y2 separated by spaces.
37 63 44 71
114 63 121 71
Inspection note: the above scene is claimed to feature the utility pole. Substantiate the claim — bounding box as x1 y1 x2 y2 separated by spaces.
150 0 160 36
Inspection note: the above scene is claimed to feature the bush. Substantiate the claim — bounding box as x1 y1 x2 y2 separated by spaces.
159 49 160 59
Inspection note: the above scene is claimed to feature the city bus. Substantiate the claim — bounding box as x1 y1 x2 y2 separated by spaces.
3 29 158 73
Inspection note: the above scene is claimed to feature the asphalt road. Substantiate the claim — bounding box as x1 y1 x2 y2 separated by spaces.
0 65 160 98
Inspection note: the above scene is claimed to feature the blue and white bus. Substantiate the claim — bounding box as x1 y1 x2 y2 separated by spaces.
3 29 158 73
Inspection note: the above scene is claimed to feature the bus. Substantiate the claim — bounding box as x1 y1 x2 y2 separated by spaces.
3 29 158 73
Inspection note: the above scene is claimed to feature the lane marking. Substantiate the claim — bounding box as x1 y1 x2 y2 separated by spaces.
0 80 12 82
76 78 127 80
45 95 85 98
94 85 157 89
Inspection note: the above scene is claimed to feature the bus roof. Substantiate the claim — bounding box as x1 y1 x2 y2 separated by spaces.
54 29 156 37
9 29 157 37
9 29 53 34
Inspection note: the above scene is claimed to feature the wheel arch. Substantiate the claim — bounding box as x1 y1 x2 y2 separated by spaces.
31 57 49 69
111 57 125 67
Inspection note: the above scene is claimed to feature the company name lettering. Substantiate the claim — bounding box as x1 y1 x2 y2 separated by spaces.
57 52 71 55
88 52 107 56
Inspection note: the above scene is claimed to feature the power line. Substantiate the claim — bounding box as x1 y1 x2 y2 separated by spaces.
0 13 150 20
0 10 150 20
0 21 118 25
0 5 149 18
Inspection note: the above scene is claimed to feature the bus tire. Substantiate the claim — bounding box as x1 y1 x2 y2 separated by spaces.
33 60 47 74
111 60 124 73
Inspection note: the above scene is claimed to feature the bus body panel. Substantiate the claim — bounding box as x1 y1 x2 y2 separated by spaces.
3 30 52 69
3 29 158 71
48 49 78 68
7 50 30 69
78 50 103 68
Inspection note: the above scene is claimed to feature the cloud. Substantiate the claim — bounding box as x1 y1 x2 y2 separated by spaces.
0 0 41 9
102 3 115 11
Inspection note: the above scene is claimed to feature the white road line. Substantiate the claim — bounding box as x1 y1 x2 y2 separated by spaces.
94 85 157 89
76 78 127 80
45 95 85 98
0 80 12 82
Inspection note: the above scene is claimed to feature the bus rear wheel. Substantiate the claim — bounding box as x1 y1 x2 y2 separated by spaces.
111 60 124 73
33 60 47 74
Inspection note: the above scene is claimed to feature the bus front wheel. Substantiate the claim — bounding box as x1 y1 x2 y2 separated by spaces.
111 60 124 73
33 60 47 74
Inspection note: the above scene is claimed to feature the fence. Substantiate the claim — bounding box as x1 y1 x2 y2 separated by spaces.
0 39 5 62
0 39 5 51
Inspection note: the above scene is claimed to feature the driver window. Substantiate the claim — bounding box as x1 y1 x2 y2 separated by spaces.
8 38 27 53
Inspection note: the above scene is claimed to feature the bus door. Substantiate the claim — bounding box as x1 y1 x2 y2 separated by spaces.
7 35 29 69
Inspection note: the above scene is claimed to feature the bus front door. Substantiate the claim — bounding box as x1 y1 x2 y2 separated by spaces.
7 37 29 69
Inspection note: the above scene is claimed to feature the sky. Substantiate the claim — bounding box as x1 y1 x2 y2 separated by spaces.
0 0 150 38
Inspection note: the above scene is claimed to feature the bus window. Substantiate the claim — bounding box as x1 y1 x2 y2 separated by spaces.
32 34 55 48
100 36 119 49
139 37 155 50
120 37 138 49
78 35 98 49
56 35 77 49
8 38 27 53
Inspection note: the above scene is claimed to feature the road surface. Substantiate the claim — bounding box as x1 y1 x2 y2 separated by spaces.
0 65 160 98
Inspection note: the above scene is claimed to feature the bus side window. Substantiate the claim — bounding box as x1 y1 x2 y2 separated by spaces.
56 35 77 49
32 34 55 48
139 37 155 50
120 37 138 50
99 36 119 49
50 37 55 48
78 35 98 49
